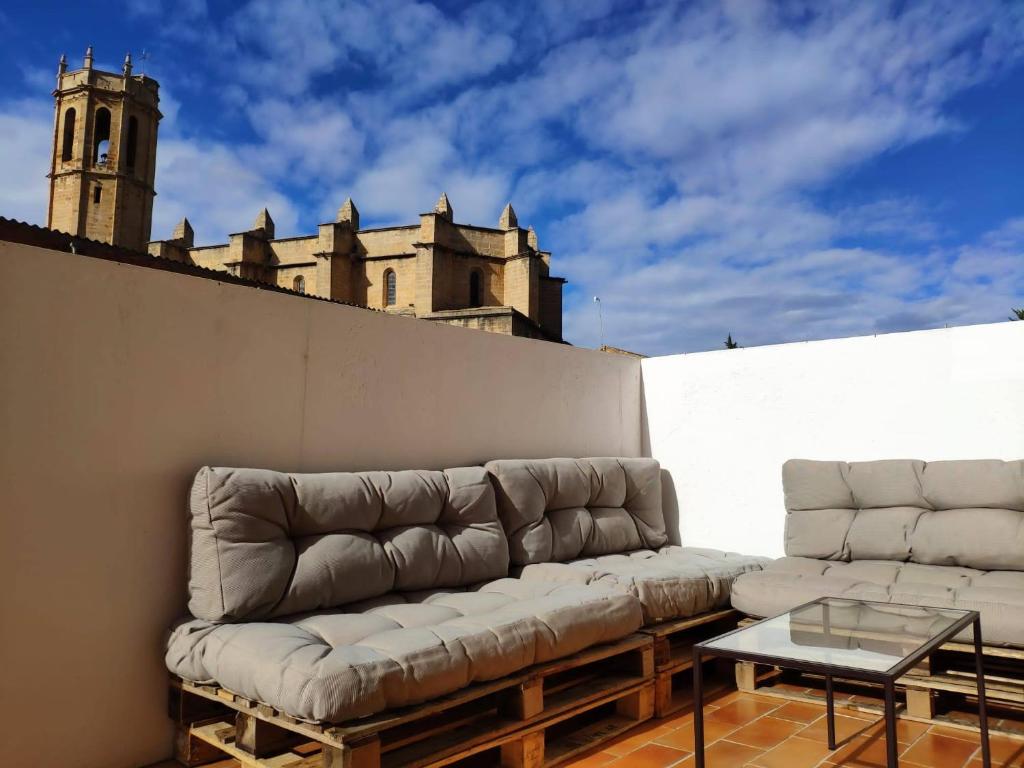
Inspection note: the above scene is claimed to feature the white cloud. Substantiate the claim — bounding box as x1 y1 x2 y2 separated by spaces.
347 131 509 226
0 99 54 226
223 0 517 97
245 97 364 181
4 0 1022 355
561 212 1023 354
153 138 299 244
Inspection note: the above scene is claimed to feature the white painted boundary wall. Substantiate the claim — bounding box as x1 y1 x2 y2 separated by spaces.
0 242 641 768
642 322 1024 558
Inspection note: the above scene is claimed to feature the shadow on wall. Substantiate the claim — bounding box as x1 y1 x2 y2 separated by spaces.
639 374 682 546
661 469 681 546
639 373 651 457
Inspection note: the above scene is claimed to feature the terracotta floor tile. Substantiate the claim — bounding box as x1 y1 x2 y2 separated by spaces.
749 735 835 768
995 719 1024 736
604 723 678 756
965 736 1024 768
708 690 745 705
857 717 931 746
654 720 738 751
798 714 876 744
704 697 780 726
987 733 1024 766
956 732 1024 767
606 743 689 768
771 701 827 724
833 705 881 721
658 710 696 730
568 749 621 767
929 724 985 742
901 731 981 767
822 733 899 767
674 739 765 767
727 716 805 750
562 690 1024 768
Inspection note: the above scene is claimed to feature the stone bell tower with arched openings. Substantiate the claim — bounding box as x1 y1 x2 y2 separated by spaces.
47 47 161 252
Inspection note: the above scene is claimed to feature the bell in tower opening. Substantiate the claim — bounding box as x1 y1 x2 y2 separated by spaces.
47 46 162 252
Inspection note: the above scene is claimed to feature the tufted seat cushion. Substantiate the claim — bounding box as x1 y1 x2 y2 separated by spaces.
731 557 1024 647
166 578 643 723
732 458 1024 647
518 547 769 623
486 458 767 623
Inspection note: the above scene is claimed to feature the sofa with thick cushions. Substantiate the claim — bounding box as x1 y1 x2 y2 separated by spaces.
486 457 768 625
731 458 1024 647
165 465 643 724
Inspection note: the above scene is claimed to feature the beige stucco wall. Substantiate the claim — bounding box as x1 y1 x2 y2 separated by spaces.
0 240 641 768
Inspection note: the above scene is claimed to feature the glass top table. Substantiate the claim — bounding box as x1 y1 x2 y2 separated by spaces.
692 597 990 768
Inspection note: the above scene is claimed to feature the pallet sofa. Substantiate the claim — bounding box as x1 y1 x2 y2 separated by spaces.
730 458 1024 733
486 458 768 714
166 458 765 766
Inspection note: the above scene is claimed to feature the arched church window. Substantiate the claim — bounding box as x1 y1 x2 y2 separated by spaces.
93 107 111 165
61 108 76 162
469 269 483 308
126 116 139 169
384 269 397 306
293 275 305 293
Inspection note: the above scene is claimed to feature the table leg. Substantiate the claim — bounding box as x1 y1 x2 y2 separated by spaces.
825 674 836 749
884 679 898 768
974 618 991 768
693 648 704 768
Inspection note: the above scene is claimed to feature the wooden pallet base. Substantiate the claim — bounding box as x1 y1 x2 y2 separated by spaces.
644 608 739 718
181 682 655 768
735 662 1024 741
171 634 655 768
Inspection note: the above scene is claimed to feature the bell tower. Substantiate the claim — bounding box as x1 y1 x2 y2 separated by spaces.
47 47 162 252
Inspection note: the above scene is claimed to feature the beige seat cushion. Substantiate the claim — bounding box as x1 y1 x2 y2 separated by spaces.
166 578 642 723
519 546 769 624
731 557 1024 647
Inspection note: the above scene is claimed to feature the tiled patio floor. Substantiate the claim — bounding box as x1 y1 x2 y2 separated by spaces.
564 689 1024 768
151 687 1024 768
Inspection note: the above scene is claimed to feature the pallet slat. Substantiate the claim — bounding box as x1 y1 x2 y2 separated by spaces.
642 608 739 717
172 633 654 768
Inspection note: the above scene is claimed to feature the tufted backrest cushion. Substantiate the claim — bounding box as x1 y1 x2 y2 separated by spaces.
783 459 1024 569
485 457 666 566
188 465 509 622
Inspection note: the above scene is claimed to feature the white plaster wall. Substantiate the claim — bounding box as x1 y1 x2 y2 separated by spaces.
641 323 1024 558
0 241 641 768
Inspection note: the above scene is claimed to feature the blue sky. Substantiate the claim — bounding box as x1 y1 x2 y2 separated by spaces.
1 0 1022 354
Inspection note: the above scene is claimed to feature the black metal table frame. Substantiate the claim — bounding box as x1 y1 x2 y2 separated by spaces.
692 598 991 768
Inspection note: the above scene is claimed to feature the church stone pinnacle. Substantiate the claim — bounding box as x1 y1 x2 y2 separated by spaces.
499 203 518 229
434 193 453 221
337 197 359 229
253 208 275 239
172 217 194 247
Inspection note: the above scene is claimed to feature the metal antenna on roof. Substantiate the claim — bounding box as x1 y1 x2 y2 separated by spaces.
139 49 150 77
594 296 604 349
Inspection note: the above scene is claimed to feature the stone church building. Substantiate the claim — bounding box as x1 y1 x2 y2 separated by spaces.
45 49 565 343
